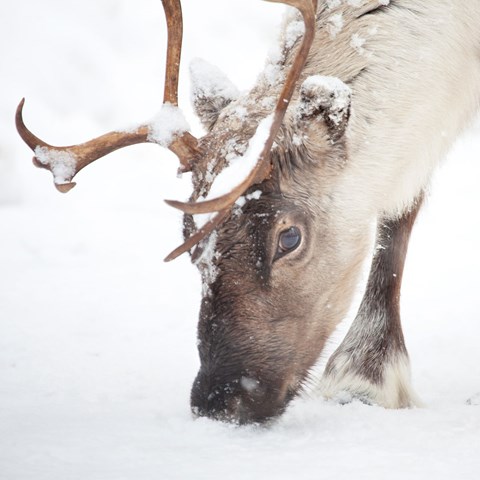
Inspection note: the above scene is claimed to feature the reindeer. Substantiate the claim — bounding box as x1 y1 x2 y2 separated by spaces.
16 0 480 424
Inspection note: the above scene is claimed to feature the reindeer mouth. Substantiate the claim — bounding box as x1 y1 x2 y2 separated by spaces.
190 372 300 425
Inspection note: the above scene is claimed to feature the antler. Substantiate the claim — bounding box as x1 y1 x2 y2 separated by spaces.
17 0 316 262
163 0 317 261
16 0 198 193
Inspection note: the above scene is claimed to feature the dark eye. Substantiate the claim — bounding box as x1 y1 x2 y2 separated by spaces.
277 226 301 256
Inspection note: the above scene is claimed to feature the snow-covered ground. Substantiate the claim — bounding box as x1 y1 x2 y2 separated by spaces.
1 1 479 479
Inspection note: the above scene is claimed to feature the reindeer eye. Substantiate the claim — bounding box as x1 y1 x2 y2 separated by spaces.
277 227 301 256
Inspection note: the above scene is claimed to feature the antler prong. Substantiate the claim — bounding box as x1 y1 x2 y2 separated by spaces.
162 0 183 106
16 98 51 151
164 156 272 214
163 208 230 262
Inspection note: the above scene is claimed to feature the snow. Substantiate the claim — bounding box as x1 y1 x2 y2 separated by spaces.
343 0 392 11
327 0 342 9
284 19 305 50
194 231 219 297
235 189 263 208
300 75 351 125
190 57 240 105
262 61 284 88
146 103 190 147
328 0 391 11
261 8 306 87
247 189 263 201
468 393 480 406
205 114 274 199
327 13 344 39
34 146 77 185
351 33 367 55
1 1 480 480
240 376 261 393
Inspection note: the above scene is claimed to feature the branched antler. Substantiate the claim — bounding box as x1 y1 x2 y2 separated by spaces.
16 0 198 193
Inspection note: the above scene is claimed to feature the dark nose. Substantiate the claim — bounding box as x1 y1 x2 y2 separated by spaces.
190 371 286 425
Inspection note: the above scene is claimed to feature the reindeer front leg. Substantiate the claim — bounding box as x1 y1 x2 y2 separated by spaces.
321 195 424 408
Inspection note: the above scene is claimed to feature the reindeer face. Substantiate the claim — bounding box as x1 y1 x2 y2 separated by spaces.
190 170 370 424
188 68 367 423
190 196 322 423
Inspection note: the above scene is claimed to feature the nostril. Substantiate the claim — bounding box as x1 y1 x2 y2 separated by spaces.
191 374 236 419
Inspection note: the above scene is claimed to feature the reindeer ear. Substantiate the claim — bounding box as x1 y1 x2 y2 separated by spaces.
190 58 240 131
297 75 351 141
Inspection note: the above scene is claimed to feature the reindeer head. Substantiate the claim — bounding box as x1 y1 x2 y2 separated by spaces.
16 0 371 424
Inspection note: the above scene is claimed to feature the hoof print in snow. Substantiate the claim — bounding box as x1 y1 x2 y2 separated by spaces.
466 393 480 406
326 390 374 407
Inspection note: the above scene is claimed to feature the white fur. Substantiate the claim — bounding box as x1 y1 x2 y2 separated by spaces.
319 307 422 408
244 0 480 232
335 1 480 219
320 353 421 408
267 0 480 222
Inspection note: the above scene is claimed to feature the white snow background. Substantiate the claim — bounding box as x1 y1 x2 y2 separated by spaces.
1 1 479 479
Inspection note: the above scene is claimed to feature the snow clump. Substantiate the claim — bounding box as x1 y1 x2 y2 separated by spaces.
194 231 219 297
190 58 240 105
34 146 77 185
147 103 190 147
327 13 344 39
235 190 263 208
300 75 351 126
350 33 366 55
326 0 342 8
262 59 284 88
284 19 305 49
206 114 274 200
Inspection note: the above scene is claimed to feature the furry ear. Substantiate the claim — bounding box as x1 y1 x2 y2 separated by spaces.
297 75 351 141
190 58 240 131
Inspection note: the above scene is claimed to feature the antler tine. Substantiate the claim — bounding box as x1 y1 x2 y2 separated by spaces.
16 0 198 193
164 209 230 262
16 99 153 193
162 0 182 106
165 0 317 215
